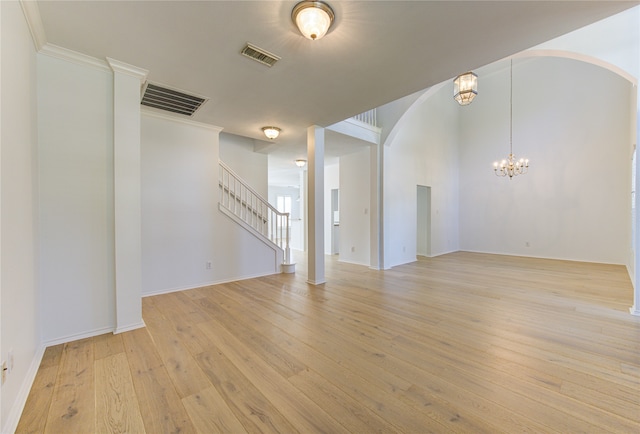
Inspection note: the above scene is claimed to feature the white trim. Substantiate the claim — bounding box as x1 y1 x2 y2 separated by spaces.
326 118 381 145
39 43 111 73
141 270 283 298
631 306 640 316
42 326 114 348
106 57 148 82
516 49 638 86
306 279 327 285
338 258 371 267
2 344 46 434
114 320 146 335
19 0 47 51
142 109 223 133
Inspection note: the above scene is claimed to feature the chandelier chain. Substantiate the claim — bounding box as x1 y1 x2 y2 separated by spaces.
493 58 529 179
510 59 513 155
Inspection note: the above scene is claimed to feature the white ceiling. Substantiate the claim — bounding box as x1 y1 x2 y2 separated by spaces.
35 0 636 177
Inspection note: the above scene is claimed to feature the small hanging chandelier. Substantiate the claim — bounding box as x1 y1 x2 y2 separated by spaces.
494 60 529 179
292 1 335 40
453 71 478 105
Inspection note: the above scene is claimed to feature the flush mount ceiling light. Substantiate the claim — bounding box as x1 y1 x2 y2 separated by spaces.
295 159 307 167
262 126 281 140
292 1 335 40
453 71 478 106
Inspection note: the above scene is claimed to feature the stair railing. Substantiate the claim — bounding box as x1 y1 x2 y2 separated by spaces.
219 161 291 263
352 108 377 127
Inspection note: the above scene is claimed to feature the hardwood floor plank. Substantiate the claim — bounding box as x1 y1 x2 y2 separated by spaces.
16 345 64 433
182 386 248 434
287 367 413 434
195 322 352 434
95 353 146 434
44 338 95 434
39 344 64 370
122 328 197 434
143 300 212 398
93 332 125 360
195 344 298 434
14 366 59 434
208 276 557 432
193 295 307 379
17 252 640 433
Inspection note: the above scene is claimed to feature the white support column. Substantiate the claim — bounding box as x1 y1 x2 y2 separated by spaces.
633 81 640 316
107 58 148 332
300 168 307 252
370 141 385 270
307 125 325 285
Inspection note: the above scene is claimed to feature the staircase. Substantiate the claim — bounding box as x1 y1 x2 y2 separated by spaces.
218 161 294 273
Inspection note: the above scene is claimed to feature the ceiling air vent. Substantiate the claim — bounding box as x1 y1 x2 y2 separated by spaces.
141 82 208 116
241 43 281 67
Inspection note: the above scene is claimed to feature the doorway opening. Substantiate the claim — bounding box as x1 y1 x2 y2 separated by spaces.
417 185 431 257
331 189 340 255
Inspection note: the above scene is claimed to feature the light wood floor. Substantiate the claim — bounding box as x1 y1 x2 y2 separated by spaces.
17 252 640 433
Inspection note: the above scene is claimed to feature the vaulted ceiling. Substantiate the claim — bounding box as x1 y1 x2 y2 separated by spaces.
35 1 635 155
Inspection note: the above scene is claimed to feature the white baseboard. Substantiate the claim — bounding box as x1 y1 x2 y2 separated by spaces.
2 344 46 434
114 320 146 335
630 306 640 316
42 325 115 348
141 270 282 298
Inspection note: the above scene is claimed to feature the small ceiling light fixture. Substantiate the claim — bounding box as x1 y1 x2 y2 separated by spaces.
295 159 307 167
494 60 529 179
453 71 478 106
292 1 335 40
262 126 281 140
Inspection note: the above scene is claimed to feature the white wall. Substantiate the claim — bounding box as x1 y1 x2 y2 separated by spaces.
37 55 115 342
0 1 39 430
384 83 461 267
141 114 280 296
535 6 639 80
459 57 631 264
220 132 268 198
339 147 371 266
324 163 339 255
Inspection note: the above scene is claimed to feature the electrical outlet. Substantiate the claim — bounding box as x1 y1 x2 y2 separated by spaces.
206 261 212 270
8 349 14 373
1 361 6 385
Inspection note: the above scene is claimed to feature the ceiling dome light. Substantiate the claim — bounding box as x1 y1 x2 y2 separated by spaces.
262 126 281 140
295 159 307 167
292 1 335 40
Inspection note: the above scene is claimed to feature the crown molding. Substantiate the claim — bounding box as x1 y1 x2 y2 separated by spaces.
106 57 149 82
20 0 47 51
39 43 111 73
141 109 223 133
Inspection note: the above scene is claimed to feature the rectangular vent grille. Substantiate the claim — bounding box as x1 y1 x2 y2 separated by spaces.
141 82 207 116
241 43 280 67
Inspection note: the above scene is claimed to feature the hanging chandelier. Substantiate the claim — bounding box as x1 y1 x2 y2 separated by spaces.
494 60 529 179
453 71 478 105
